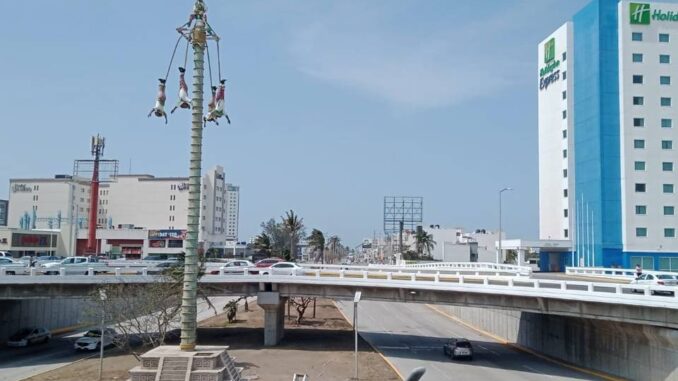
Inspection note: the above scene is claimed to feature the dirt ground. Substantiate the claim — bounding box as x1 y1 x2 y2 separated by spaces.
24 298 400 381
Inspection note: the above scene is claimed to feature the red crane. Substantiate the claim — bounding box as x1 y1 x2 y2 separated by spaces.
85 135 105 255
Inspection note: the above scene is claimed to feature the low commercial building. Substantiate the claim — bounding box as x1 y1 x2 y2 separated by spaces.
0 228 62 257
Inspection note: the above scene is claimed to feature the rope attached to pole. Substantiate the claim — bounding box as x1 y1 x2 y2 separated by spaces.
206 42 214 89
164 35 183 81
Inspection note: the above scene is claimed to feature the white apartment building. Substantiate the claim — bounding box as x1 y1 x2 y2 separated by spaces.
538 0 678 271
7 165 239 256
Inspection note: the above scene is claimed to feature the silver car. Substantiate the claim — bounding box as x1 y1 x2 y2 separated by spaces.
631 273 677 295
263 262 307 276
7 328 51 347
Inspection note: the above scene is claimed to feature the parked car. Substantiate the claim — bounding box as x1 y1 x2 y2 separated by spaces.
0 257 29 275
0 251 13 258
443 338 473 360
34 256 64 266
74 328 118 351
630 273 677 295
209 260 253 275
261 262 307 276
7 328 51 347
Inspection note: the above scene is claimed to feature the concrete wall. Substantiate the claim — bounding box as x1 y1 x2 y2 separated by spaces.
0 298 90 343
441 305 678 381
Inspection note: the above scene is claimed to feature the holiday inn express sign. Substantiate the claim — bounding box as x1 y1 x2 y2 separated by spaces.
539 37 560 91
631 2 678 24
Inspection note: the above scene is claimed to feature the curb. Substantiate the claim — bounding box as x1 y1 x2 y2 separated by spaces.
332 301 405 381
50 323 89 336
425 304 625 381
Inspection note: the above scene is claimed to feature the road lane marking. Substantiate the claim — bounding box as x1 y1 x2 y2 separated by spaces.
425 304 625 381
477 344 499 356
379 346 410 350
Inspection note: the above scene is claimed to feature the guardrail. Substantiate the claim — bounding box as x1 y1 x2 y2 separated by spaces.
298 263 528 277
401 262 533 276
1 269 676 309
566 266 677 279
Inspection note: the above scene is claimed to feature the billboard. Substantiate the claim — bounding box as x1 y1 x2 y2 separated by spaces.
148 230 187 240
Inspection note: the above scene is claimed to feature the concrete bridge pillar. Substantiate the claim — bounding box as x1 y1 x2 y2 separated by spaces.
517 248 526 266
257 291 287 346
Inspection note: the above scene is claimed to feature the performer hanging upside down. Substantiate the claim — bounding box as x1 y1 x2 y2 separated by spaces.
204 80 230 126
171 67 191 113
147 79 168 124
203 86 219 127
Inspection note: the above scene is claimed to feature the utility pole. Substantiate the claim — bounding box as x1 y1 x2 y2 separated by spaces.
86 135 105 255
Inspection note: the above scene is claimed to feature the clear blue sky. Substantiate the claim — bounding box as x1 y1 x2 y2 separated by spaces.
0 0 594 246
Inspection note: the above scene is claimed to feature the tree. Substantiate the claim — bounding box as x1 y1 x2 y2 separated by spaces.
282 210 305 262
415 229 436 257
307 229 326 263
326 235 342 263
260 218 289 258
289 297 314 324
253 232 272 256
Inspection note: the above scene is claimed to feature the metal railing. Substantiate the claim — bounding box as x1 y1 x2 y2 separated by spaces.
566 266 677 279
401 262 533 276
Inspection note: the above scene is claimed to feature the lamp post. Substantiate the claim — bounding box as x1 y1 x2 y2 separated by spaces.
353 291 362 380
497 187 513 264
98 289 107 381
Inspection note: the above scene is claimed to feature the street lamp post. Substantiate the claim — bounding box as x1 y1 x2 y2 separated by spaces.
353 291 362 380
98 289 107 381
497 187 513 264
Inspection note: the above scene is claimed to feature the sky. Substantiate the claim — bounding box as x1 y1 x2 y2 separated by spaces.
0 0 596 246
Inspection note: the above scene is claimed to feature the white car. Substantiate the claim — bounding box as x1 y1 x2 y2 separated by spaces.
631 273 677 295
41 256 108 275
210 260 253 275
0 257 29 275
74 328 118 351
7 328 51 347
262 262 307 276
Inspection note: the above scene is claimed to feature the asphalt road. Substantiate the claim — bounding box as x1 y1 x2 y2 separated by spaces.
0 296 237 381
337 300 604 381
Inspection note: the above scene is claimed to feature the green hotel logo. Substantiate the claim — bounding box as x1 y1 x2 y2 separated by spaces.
544 38 555 63
630 2 678 24
630 3 651 25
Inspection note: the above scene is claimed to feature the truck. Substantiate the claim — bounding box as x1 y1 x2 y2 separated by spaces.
40 256 109 275
0 257 30 275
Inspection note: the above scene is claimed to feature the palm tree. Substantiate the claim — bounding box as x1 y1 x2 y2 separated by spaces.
253 232 272 257
282 210 304 261
307 229 326 263
415 230 436 257
326 235 341 263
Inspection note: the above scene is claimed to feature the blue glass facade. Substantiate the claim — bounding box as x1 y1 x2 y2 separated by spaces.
572 0 623 267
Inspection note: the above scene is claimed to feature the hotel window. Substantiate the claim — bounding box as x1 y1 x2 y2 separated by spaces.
664 206 675 215
633 118 645 127
636 227 648 237
665 228 675 238
562 71 567 80
562 149 567 158
636 205 647 215
634 139 645 149
564 229 569 238
562 110 567 119
662 140 673 149
634 161 646 171
562 91 566 100
562 130 567 139
664 184 674 193
662 97 672 106
633 75 644 84
562 52 567 61
633 96 644 105
659 33 670 43
635 183 646 192
660 76 671 85
632 53 643 63
632 32 643 41
563 189 568 198
662 118 673 128
660 54 671 64
663 162 673 172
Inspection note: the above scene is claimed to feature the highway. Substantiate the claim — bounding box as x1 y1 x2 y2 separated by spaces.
337 300 604 381
0 296 237 381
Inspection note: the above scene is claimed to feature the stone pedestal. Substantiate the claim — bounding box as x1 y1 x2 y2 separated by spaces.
257 291 287 346
128 345 242 381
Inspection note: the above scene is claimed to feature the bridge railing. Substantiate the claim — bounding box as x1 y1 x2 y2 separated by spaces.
565 266 677 279
401 262 532 276
297 263 528 277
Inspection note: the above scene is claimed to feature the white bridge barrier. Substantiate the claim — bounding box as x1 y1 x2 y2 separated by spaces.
299 262 530 277
566 266 677 280
401 262 533 276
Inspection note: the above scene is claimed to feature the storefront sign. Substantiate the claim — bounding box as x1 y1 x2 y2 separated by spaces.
539 38 561 91
11 184 32 193
149 240 166 248
148 229 187 240
11 233 56 248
